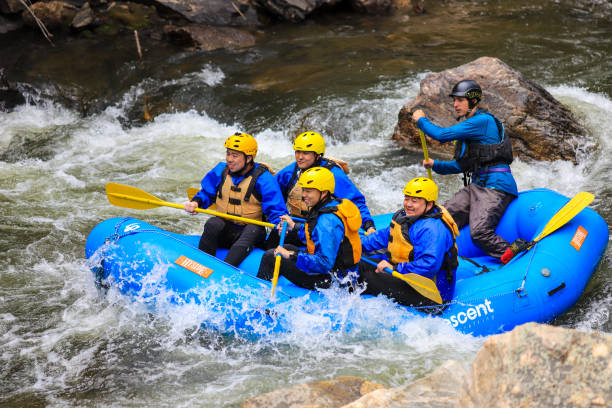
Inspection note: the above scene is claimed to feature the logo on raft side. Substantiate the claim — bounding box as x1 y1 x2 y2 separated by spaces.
447 299 494 328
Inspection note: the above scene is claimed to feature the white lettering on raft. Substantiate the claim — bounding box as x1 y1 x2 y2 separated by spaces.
124 223 141 232
175 255 213 278
447 299 494 327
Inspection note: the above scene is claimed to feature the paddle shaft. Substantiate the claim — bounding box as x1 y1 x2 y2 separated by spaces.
361 257 442 303
419 130 433 180
187 187 305 222
108 191 275 228
271 221 288 297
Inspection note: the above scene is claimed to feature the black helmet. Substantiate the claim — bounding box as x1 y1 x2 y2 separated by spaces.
449 80 482 104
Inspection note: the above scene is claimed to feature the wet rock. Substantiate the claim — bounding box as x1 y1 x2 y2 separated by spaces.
0 13 23 33
458 323 612 407
71 2 94 29
343 360 468 408
0 0 24 14
392 57 589 163
101 2 159 30
253 0 344 22
21 0 78 31
0 68 26 112
241 376 386 408
152 0 259 26
350 0 392 14
164 24 255 51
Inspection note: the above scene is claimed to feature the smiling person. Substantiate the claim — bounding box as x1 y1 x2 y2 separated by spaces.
184 132 287 267
358 178 459 309
412 80 518 263
257 167 363 290
267 131 376 249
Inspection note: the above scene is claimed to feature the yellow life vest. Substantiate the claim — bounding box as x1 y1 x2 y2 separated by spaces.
304 198 362 270
387 204 459 282
286 157 350 217
214 164 270 226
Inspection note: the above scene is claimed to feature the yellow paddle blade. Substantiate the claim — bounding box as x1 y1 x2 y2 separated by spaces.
187 187 217 210
106 182 169 210
392 271 443 304
533 191 594 243
187 187 199 201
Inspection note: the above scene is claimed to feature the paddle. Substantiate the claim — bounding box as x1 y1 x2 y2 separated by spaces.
419 130 433 180
361 257 443 304
106 182 275 228
532 191 594 243
188 187 306 223
270 221 288 298
505 191 595 264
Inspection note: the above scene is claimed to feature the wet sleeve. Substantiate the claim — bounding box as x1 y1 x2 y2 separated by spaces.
193 162 225 209
361 226 390 253
331 167 374 228
395 220 450 279
275 163 294 199
256 170 288 225
296 214 344 275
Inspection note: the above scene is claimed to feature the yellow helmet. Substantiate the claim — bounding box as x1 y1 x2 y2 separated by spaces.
403 177 438 202
224 132 257 157
298 167 335 193
293 131 325 155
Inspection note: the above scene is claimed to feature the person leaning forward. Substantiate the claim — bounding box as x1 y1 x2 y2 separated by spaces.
184 132 288 267
412 79 519 262
266 131 375 249
257 167 363 291
358 178 459 309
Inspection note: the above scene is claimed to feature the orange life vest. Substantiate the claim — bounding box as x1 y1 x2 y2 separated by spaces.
387 204 459 282
304 197 362 271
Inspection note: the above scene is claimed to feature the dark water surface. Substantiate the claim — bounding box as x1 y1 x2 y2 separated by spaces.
1 1 610 407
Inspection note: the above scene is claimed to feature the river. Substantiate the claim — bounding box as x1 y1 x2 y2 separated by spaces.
1 1 611 406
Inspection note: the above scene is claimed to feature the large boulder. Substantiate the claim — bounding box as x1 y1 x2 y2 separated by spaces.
458 323 611 407
164 24 256 51
342 360 468 408
241 376 386 408
241 323 611 407
392 57 590 163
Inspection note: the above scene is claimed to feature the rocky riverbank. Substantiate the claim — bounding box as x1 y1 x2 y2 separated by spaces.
242 323 612 407
0 0 424 50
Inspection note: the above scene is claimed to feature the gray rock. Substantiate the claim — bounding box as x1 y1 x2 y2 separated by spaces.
153 0 259 26
458 322 611 407
350 0 392 14
241 376 386 408
71 2 94 29
343 360 468 408
253 0 343 22
392 57 590 163
163 24 256 51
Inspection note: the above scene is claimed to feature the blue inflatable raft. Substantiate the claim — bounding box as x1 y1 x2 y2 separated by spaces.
85 189 608 337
